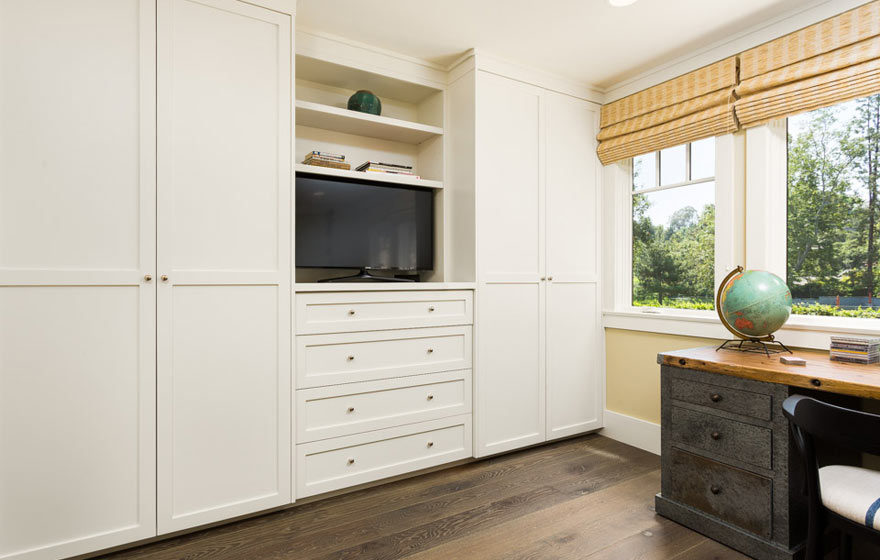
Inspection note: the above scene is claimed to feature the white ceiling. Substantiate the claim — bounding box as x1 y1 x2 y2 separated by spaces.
295 0 811 90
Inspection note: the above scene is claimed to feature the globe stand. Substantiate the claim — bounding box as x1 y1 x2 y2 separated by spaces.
715 265 793 358
716 336 793 357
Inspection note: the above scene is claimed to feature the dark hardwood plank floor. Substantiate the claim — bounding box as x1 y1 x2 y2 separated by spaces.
96 435 748 560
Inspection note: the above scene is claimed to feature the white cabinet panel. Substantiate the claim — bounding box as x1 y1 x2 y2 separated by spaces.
0 2 156 559
476 283 545 456
157 0 292 534
546 282 602 439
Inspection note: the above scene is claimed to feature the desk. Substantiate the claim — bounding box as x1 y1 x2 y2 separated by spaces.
655 347 880 560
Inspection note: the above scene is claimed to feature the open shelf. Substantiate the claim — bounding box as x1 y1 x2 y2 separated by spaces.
295 100 443 145
295 163 443 189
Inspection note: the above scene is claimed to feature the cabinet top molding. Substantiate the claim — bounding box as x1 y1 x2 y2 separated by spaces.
659 346 880 400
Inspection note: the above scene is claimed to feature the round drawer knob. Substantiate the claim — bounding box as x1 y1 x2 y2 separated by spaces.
347 355 355 361
710 431 721 440
144 274 153 282
427 348 434 354
710 393 722 403
347 407 355 413
710 485 722 495
428 306 435 312
427 441 434 448
348 309 356 316
427 394 434 401
347 458 355 465
161 275 169 282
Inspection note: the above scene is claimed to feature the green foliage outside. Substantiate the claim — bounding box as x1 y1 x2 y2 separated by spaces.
633 298 880 318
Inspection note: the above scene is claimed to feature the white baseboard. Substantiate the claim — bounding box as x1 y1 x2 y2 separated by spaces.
599 410 660 456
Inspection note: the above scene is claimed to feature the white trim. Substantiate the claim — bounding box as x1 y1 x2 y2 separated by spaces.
603 0 872 102
714 132 746 288
745 121 788 278
599 410 660 456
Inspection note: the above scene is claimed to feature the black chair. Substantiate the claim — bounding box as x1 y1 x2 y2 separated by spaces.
783 395 880 559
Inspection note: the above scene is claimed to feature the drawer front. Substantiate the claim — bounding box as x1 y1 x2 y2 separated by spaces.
296 326 472 388
671 376 772 421
667 448 772 539
296 291 473 334
296 415 472 497
297 370 472 442
668 406 772 470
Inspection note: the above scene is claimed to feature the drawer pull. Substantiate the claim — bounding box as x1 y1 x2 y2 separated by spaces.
710 393 722 403
710 431 721 440
347 458 355 465
347 355 355 361
347 407 355 413
710 485 722 495
348 309 356 316
428 306 435 312
427 441 434 448
427 348 434 354
427 394 434 401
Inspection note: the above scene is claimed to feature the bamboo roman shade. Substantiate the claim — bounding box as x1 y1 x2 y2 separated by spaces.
597 57 738 165
735 0 880 128
597 1 880 165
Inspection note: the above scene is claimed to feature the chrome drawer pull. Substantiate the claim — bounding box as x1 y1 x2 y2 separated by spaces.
347 407 355 413
347 355 355 361
710 393 722 403
347 458 355 465
710 485 721 495
427 394 434 401
426 441 434 448
710 431 721 440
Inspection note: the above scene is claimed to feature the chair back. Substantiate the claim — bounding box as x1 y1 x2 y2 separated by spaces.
783 395 880 456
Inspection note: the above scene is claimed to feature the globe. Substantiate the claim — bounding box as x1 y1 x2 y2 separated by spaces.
718 269 792 339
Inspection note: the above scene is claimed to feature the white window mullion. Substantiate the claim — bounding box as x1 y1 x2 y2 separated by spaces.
745 120 787 279
714 132 746 291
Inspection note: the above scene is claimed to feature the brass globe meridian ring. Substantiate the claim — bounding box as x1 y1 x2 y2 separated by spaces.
715 265 778 343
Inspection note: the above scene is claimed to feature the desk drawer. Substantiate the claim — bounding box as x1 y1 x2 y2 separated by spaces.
296 326 472 388
671 376 772 421
668 406 772 470
296 291 473 334
667 448 772 539
296 370 472 442
296 415 472 497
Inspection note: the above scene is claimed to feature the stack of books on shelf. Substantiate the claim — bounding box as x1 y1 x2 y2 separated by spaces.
302 151 350 170
355 161 420 179
830 335 880 364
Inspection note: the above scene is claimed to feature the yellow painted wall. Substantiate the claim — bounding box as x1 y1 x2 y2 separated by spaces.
605 328 723 424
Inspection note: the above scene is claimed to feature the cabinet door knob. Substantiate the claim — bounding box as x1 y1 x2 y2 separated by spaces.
347 458 355 465
540 277 546 281
710 393 722 403
427 394 434 401
347 407 355 413
348 309 356 316
427 348 434 354
428 306 435 312
347 355 355 361
144 274 153 282
426 441 434 448
548 276 553 281
710 431 721 440
710 485 721 495
161 275 169 282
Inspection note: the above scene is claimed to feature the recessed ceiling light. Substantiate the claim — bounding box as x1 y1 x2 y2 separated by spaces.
608 0 638 6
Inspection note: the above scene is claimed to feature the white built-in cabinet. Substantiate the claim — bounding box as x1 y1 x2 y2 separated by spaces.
0 0 294 558
471 71 602 457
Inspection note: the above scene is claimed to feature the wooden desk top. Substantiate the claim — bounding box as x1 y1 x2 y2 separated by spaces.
659 346 880 400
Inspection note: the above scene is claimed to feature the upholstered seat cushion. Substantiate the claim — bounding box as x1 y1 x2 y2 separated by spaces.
819 465 880 529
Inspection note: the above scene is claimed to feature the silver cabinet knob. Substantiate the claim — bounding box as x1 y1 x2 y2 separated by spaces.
348 309 355 316
426 441 434 448
347 355 355 361
427 394 434 401
144 274 152 282
347 458 355 465
347 407 355 413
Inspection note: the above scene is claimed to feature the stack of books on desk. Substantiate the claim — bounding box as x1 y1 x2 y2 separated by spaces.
355 161 419 178
830 335 880 364
302 151 350 170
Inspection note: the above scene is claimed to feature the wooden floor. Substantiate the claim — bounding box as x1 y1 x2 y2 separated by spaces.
97 435 748 560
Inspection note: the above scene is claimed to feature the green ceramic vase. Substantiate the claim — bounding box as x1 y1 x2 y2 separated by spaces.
347 90 382 115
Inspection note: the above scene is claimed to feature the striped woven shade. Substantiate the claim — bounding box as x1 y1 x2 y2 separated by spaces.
735 0 880 128
597 57 738 165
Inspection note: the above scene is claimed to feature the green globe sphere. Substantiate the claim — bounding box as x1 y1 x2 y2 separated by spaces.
719 270 792 338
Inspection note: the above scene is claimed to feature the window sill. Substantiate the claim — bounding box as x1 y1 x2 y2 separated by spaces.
603 309 880 351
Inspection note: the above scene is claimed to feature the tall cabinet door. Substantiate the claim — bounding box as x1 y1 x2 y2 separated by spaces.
0 2 157 559
545 92 603 440
157 0 292 534
474 72 546 457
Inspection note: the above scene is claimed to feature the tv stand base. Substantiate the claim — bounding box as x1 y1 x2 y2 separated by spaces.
318 269 415 283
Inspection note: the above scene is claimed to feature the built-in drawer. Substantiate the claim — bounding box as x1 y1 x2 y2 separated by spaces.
667 448 772 539
671 376 772 421
668 406 772 470
296 326 472 388
296 415 472 497
296 291 473 334
296 370 472 442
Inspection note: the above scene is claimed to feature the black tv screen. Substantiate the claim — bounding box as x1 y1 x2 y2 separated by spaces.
296 175 434 271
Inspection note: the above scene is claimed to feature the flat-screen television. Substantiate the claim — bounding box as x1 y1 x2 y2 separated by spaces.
296 174 434 276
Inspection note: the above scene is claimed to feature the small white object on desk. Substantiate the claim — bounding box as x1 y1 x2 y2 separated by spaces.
780 356 807 366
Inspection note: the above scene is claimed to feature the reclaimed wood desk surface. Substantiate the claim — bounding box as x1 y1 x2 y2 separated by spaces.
659 346 880 400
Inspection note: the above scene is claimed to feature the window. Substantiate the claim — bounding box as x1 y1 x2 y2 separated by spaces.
631 138 716 310
787 94 880 319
